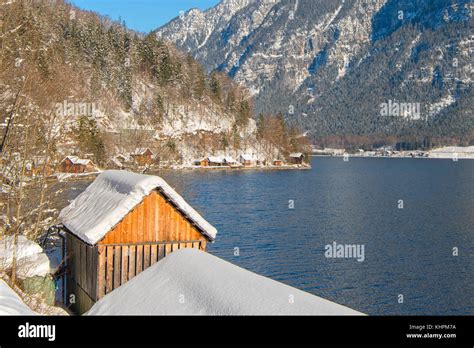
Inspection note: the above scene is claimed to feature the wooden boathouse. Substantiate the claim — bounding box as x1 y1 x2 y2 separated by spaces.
59 170 217 314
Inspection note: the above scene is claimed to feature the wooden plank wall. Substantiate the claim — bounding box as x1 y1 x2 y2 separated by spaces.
65 234 98 314
96 241 203 298
66 274 95 315
99 191 207 245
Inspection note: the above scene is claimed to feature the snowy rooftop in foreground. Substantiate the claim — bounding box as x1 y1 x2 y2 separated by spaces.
0 280 37 315
87 249 363 316
59 170 217 245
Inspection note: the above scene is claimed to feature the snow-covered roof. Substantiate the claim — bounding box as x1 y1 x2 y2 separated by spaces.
59 170 217 245
207 156 224 163
108 158 123 167
132 148 154 156
87 249 363 315
224 156 237 163
0 280 37 315
115 154 129 161
239 154 256 161
290 152 304 158
63 156 91 165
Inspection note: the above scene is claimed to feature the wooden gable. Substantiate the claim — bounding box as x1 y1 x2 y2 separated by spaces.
99 190 207 249
142 148 153 156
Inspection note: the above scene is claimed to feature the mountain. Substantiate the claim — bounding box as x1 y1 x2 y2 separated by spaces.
0 0 304 167
156 0 474 148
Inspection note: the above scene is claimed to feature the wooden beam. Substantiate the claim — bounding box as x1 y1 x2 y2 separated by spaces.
136 245 143 275
128 245 136 280
113 246 121 290
106 246 114 294
121 246 128 285
97 246 106 299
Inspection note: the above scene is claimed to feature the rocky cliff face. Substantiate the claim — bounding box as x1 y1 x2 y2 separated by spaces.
157 0 473 144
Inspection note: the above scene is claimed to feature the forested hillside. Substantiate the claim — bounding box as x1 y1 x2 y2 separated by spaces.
0 0 305 167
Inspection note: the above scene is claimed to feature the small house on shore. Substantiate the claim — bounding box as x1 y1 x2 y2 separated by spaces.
59 156 95 173
239 154 256 167
106 157 124 170
131 148 154 166
289 153 305 165
273 160 282 166
197 156 226 167
59 170 217 314
223 157 237 165
115 154 130 164
25 156 53 177
207 156 225 166
106 154 132 170
198 158 209 167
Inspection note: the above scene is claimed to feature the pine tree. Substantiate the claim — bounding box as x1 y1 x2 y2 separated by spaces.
237 99 251 127
76 116 106 165
193 65 206 99
209 73 221 101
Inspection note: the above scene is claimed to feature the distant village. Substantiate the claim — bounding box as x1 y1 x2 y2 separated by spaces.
6 143 473 184
312 146 474 160
9 149 310 182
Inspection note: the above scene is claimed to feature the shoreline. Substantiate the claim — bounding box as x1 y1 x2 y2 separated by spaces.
43 155 473 185
310 155 474 160
161 165 312 172
46 165 312 183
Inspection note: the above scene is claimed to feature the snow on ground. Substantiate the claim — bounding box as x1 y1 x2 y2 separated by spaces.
323 4 343 31
428 95 456 117
0 280 37 315
59 170 217 245
429 146 474 159
87 249 363 315
160 104 234 138
0 235 51 278
55 171 102 182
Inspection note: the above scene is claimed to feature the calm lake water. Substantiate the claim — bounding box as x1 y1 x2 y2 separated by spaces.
58 157 474 315
155 157 474 315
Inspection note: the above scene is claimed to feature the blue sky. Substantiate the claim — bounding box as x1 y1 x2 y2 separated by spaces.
70 0 220 33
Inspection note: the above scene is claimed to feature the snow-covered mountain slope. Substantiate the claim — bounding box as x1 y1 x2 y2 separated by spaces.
0 0 281 166
156 0 474 143
156 0 254 51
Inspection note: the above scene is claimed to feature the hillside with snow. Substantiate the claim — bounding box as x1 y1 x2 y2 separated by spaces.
0 0 305 167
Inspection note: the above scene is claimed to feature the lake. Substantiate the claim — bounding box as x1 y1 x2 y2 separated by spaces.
155 157 474 315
